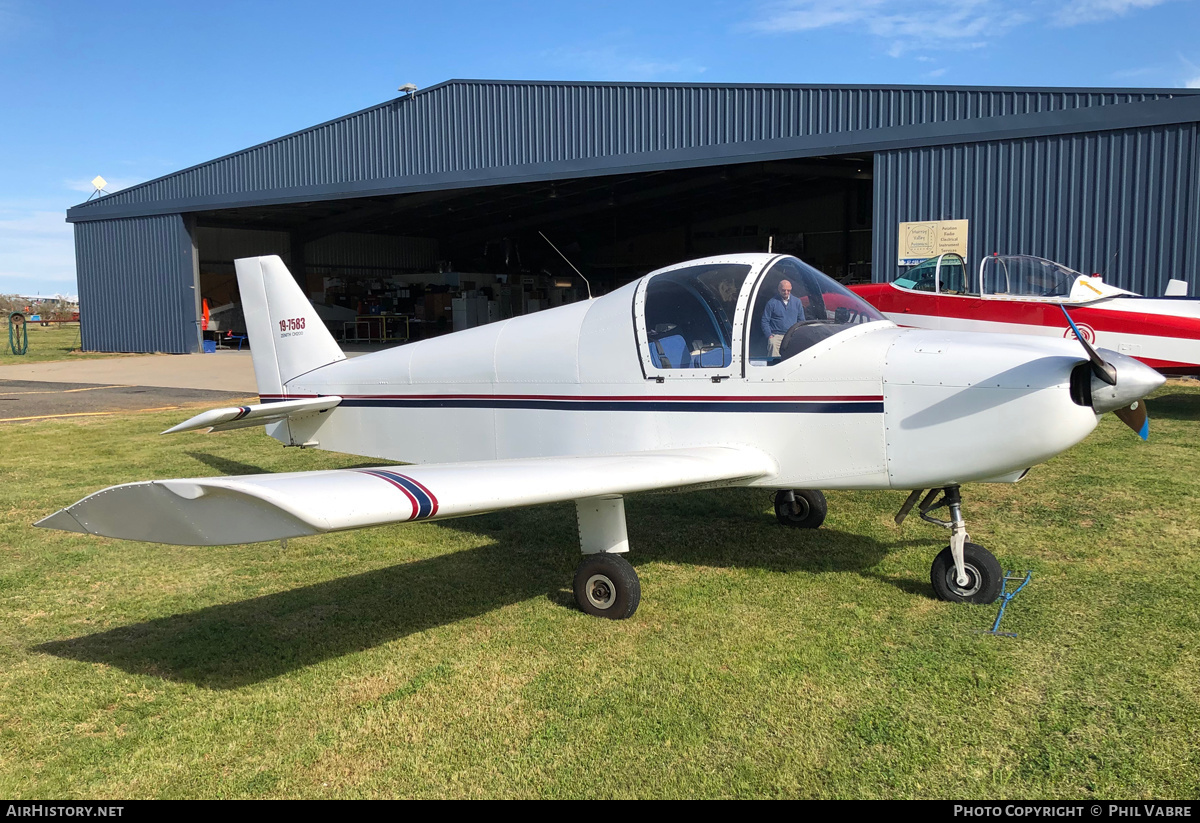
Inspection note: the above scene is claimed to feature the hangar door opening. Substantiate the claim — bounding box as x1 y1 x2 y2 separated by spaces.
409 155 873 292
189 154 873 346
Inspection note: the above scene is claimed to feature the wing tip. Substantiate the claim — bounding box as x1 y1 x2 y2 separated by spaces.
34 509 90 534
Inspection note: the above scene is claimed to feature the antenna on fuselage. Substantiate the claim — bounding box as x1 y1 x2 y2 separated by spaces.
1100 250 1118 279
538 231 593 299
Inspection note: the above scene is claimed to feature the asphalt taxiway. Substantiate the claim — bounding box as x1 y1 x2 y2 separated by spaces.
0 352 257 423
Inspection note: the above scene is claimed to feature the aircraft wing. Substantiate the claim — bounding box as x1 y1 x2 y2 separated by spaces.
35 447 777 546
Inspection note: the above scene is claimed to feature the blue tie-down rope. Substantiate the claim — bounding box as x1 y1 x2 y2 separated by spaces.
980 571 1032 638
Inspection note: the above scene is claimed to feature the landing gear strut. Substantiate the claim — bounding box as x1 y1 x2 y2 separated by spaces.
572 496 641 619
895 485 1002 604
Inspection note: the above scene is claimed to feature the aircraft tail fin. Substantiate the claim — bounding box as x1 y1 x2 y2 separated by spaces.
235 255 346 396
1165 278 1189 297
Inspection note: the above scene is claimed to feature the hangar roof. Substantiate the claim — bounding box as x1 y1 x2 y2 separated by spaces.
67 79 1200 224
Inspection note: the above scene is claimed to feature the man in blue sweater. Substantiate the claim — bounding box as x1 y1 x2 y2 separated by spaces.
760 279 805 358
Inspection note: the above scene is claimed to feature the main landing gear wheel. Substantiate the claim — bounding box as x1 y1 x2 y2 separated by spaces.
930 542 1003 604
773 489 827 529
574 553 641 619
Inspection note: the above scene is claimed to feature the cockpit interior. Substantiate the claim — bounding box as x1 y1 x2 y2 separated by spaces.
639 256 884 373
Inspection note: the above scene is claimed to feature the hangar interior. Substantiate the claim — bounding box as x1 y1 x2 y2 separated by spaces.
193 157 873 341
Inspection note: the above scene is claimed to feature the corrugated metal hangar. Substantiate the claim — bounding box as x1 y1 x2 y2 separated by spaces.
67 80 1200 353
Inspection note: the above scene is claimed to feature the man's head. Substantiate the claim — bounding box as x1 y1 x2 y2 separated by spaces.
777 279 792 300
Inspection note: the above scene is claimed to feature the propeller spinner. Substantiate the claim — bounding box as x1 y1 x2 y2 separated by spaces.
1061 306 1164 440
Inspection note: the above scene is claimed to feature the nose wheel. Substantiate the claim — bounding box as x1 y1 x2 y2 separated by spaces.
930 542 1002 604
895 485 1003 604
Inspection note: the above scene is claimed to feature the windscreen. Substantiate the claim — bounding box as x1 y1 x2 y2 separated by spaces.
749 257 885 365
892 254 970 294
892 257 938 292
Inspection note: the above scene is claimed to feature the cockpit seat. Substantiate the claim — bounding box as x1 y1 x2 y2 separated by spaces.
649 334 692 369
694 346 729 368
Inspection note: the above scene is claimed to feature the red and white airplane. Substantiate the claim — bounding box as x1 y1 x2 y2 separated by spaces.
37 253 1164 619
850 253 1200 375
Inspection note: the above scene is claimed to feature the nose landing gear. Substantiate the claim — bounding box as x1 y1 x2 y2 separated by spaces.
895 485 1003 604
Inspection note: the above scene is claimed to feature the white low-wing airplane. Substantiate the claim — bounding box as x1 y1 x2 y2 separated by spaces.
37 254 1165 618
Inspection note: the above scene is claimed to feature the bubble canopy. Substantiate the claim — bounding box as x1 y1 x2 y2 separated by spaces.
636 255 886 376
749 257 885 364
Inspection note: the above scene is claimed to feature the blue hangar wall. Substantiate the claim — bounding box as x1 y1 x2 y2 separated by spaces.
67 80 1200 353
874 123 1200 292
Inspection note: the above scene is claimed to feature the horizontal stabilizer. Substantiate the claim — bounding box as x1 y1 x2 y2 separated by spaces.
162 396 342 434
35 447 776 546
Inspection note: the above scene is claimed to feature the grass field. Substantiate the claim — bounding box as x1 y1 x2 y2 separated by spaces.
0 323 131 365
1 388 1198 799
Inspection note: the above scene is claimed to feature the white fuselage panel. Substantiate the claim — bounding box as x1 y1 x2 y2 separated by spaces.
281 274 1099 491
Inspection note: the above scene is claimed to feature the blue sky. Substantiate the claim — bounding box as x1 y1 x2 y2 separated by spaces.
1 0 1197 299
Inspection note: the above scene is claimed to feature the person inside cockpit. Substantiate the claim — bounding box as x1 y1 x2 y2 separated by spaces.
760 278 804 358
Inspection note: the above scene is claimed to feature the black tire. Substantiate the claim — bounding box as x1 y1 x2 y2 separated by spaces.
930 542 1003 604
773 489 827 529
573 553 641 619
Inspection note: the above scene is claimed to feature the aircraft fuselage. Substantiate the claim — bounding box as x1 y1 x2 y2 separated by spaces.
271 270 1100 491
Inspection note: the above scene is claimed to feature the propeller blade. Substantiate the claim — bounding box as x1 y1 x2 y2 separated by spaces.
1114 400 1150 441
1059 305 1116 385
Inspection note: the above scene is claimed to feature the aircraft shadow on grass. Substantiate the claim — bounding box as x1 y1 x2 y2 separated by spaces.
34 488 933 690
184 452 271 476
1145 392 1200 421
185 451 393 477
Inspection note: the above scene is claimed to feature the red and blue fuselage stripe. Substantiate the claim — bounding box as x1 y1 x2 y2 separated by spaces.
262 394 884 414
